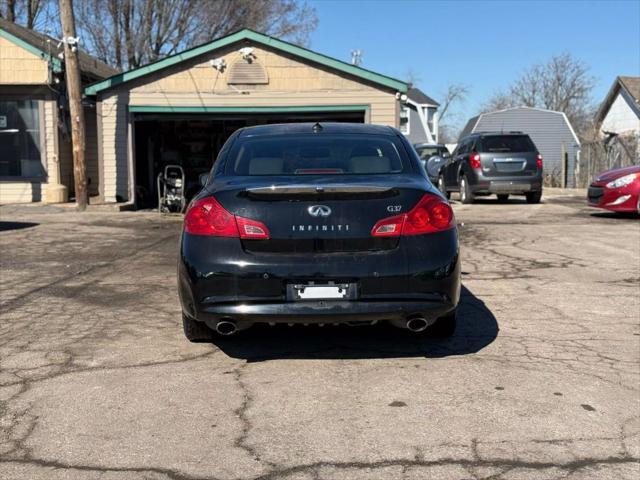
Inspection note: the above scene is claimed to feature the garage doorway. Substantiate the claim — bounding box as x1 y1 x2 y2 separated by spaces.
133 109 366 208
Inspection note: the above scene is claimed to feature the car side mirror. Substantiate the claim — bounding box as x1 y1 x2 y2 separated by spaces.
442 152 451 159
199 173 209 187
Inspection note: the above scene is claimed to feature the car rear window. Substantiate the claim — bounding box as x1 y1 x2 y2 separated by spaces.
480 135 535 153
416 147 444 160
226 134 408 176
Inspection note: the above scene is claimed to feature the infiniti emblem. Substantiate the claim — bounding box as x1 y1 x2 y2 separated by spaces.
307 205 332 217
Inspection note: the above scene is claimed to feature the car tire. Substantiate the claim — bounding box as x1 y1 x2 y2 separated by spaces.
182 314 213 342
459 175 474 204
525 191 542 204
429 309 457 337
438 175 450 199
497 194 509 203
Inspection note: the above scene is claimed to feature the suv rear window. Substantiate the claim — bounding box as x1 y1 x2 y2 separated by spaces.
480 135 535 153
226 134 408 176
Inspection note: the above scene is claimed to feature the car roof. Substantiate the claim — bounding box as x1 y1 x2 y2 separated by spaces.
237 122 398 138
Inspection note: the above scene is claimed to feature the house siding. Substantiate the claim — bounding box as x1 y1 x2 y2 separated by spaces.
0 35 54 203
470 108 580 187
0 36 49 84
601 91 640 135
405 104 429 144
97 42 399 203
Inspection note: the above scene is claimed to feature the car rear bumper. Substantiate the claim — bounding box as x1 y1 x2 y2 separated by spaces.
471 177 542 194
197 298 456 323
178 231 461 327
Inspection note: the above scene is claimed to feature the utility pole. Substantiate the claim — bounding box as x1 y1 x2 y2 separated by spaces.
58 0 87 211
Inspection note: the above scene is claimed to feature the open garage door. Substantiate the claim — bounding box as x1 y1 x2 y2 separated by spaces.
133 107 366 208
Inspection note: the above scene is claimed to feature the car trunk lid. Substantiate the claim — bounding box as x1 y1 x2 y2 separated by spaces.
210 175 426 253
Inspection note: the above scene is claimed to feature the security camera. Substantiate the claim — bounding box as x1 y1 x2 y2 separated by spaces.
239 47 255 61
210 58 226 72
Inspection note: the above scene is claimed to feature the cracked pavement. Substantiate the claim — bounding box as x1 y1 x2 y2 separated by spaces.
0 193 639 479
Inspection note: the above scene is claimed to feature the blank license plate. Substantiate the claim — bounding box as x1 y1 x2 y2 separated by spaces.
289 283 351 300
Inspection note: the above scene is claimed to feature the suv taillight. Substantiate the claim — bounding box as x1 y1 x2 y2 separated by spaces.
371 194 455 237
470 152 481 169
184 196 270 239
536 153 543 170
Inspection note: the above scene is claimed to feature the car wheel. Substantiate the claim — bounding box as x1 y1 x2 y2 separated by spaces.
429 309 457 337
525 191 542 204
182 314 213 342
497 194 509 203
459 175 474 204
438 175 450 199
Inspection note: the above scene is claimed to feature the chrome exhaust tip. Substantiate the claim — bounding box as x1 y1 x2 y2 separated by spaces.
215 320 237 336
406 317 431 333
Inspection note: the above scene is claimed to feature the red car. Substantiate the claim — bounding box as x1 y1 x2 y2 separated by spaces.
588 165 640 214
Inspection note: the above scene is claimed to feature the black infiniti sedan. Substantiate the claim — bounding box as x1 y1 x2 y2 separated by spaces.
178 123 461 340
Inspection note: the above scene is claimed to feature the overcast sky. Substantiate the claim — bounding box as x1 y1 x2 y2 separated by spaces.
309 0 640 129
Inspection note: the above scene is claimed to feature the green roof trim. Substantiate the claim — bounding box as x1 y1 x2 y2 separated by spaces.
85 29 408 96
0 26 62 73
129 105 369 114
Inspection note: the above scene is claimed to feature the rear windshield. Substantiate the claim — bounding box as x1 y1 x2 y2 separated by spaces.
226 134 408 176
416 147 445 160
480 135 535 153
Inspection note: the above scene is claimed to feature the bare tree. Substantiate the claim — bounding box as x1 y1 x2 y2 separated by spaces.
1 0 51 28
481 90 516 113
435 83 469 142
1 0 18 21
404 69 421 88
481 53 595 135
438 83 469 125
74 0 318 70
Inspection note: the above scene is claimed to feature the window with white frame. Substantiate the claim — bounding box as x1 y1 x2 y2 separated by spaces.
399 106 410 135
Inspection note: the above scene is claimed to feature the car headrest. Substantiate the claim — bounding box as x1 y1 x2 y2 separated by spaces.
348 156 391 174
248 157 284 175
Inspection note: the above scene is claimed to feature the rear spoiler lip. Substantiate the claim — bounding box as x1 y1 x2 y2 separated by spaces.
245 184 394 194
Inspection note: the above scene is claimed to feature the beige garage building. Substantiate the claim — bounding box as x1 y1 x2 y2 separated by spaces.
84 29 409 207
0 18 116 204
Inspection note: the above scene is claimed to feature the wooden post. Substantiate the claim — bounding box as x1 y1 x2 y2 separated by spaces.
560 143 567 188
58 0 87 211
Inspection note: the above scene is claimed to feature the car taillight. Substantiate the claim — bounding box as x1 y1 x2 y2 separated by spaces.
371 194 455 237
184 197 270 239
470 152 481 169
536 153 543 170
235 216 270 239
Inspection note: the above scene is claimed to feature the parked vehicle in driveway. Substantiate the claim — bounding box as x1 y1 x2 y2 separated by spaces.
414 143 451 183
438 132 543 204
588 165 640 213
178 123 461 341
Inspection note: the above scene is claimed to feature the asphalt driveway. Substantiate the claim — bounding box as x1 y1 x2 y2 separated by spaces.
1 193 639 479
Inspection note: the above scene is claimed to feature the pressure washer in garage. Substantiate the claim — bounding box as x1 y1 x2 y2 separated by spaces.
157 165 186 213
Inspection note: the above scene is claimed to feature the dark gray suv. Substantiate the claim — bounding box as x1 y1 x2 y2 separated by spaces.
438 132 543 204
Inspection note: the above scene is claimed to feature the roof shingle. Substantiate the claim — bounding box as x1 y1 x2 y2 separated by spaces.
0 17 118 80
407 87 439 106
619 76 640 103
